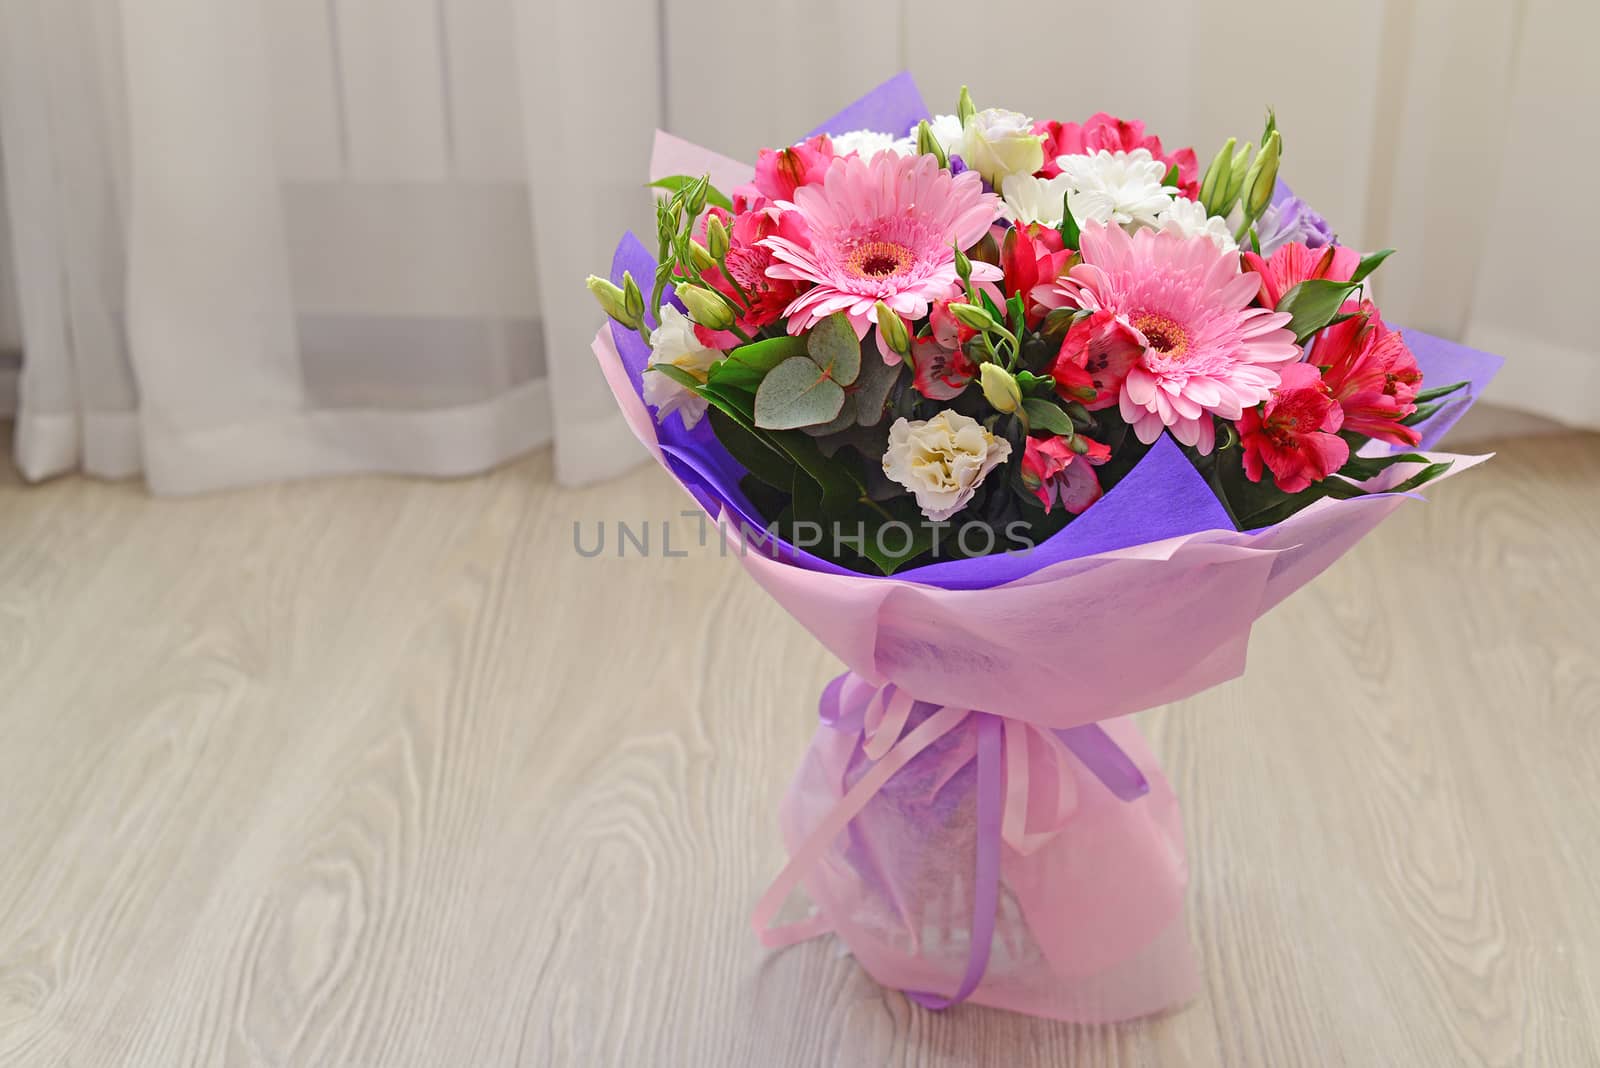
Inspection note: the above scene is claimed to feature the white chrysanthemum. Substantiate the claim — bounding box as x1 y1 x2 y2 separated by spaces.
1056 148 1175 230
922 113 967 155
999 173 1073 227
643 305 721 429
831 129 916 157
1156 196 1238 252
882 409 1012 521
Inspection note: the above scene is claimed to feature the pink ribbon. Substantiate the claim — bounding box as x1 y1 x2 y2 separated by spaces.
752 673 1150 1009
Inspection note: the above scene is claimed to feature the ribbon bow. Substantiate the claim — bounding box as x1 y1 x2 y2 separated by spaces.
751 672 1150 1010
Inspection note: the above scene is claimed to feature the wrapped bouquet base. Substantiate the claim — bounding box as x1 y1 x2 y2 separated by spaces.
761 675 1197 1022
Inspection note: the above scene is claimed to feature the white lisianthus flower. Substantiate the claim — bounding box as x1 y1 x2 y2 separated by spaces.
831 128 916 158
882 410 1013 522
1000 173 1073 227
1155 195 1238 252
1056 148 1175 230
643 305 722 429
959 108 1046 186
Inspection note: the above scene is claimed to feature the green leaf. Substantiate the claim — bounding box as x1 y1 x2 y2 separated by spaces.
707 334 808 393
805 313 861 386
1006 293 1027 335
849 347 902 427
1021 398 1075 436
1015 370 1056 397
803 393 860 437
1161 163 1180 188
1277 278 1363 343
647 174 733 211
1401 400 1446 427
707 407 794 490
648 362 701 391
1414 379 1470 404
1387 460 1454 493
1349 248 1395 285
1337 451 1434 482
754 356 847 429
1058 190 1080 249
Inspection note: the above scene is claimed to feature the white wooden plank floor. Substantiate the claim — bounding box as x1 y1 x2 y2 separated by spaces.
1 431 1596 1066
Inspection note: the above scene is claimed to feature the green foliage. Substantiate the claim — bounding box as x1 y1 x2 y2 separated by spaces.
646 174 733 211
1277 278 1364 343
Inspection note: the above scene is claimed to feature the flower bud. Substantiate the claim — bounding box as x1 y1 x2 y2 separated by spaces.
688 239 716 274
682 174 709 217
1067 434 1090 454
874 302 911 356
949 301 998 334
706 214 730 260
622 270 645 323
915 119 949 168
1222 141 1254 216
979 363 1023 414
953 244 972 287
675 282 735 331
586 275 642 330
1240 130 1281 225
1199 138 1235 217
957 85 977 125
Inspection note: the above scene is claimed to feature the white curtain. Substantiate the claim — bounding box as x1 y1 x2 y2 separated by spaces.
0 0 1593 494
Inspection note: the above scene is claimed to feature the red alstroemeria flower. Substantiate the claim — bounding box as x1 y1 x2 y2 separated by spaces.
1048 309 1143 411
1021 434 1112 514
1001 224 1074 327
1310 301 1424 446
1034 113 1200 198
908 299 979 400
733 134 836 208
1238 362 1350 493
692 204 806 348
1241 241 1360 309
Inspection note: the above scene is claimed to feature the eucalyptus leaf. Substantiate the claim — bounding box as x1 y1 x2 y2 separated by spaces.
850 347 902 427
803 393 860 437
1277 278 1363 343
805 313 861 386
754 356 847 429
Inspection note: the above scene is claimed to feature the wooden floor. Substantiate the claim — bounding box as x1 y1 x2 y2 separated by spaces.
0 430 1597 1067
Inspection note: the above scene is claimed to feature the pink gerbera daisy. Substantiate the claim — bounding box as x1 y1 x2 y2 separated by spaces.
761 151 1001 350
1043 223 1301 453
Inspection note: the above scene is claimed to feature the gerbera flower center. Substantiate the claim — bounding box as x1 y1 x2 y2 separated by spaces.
1133 313 1190 359
846 240 914 280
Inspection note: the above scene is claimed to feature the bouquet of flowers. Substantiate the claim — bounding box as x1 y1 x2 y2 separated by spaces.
586 74 1501 1021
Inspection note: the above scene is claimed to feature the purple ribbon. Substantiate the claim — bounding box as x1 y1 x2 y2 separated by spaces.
820 675 1150 1010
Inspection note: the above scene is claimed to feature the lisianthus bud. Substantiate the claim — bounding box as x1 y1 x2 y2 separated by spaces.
622 270 645 323
874 302 911 356
688 239 716 273
675 282 735 331
979 363 1023 414
1223 141 1254 216
949 301 998 334
957 85 977 125
960 108 1046 186
706 214 729 260
1240 130 1281 225
915 119 949 168
1199 138 1236 217
953 244 972 287
586 275 642 330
